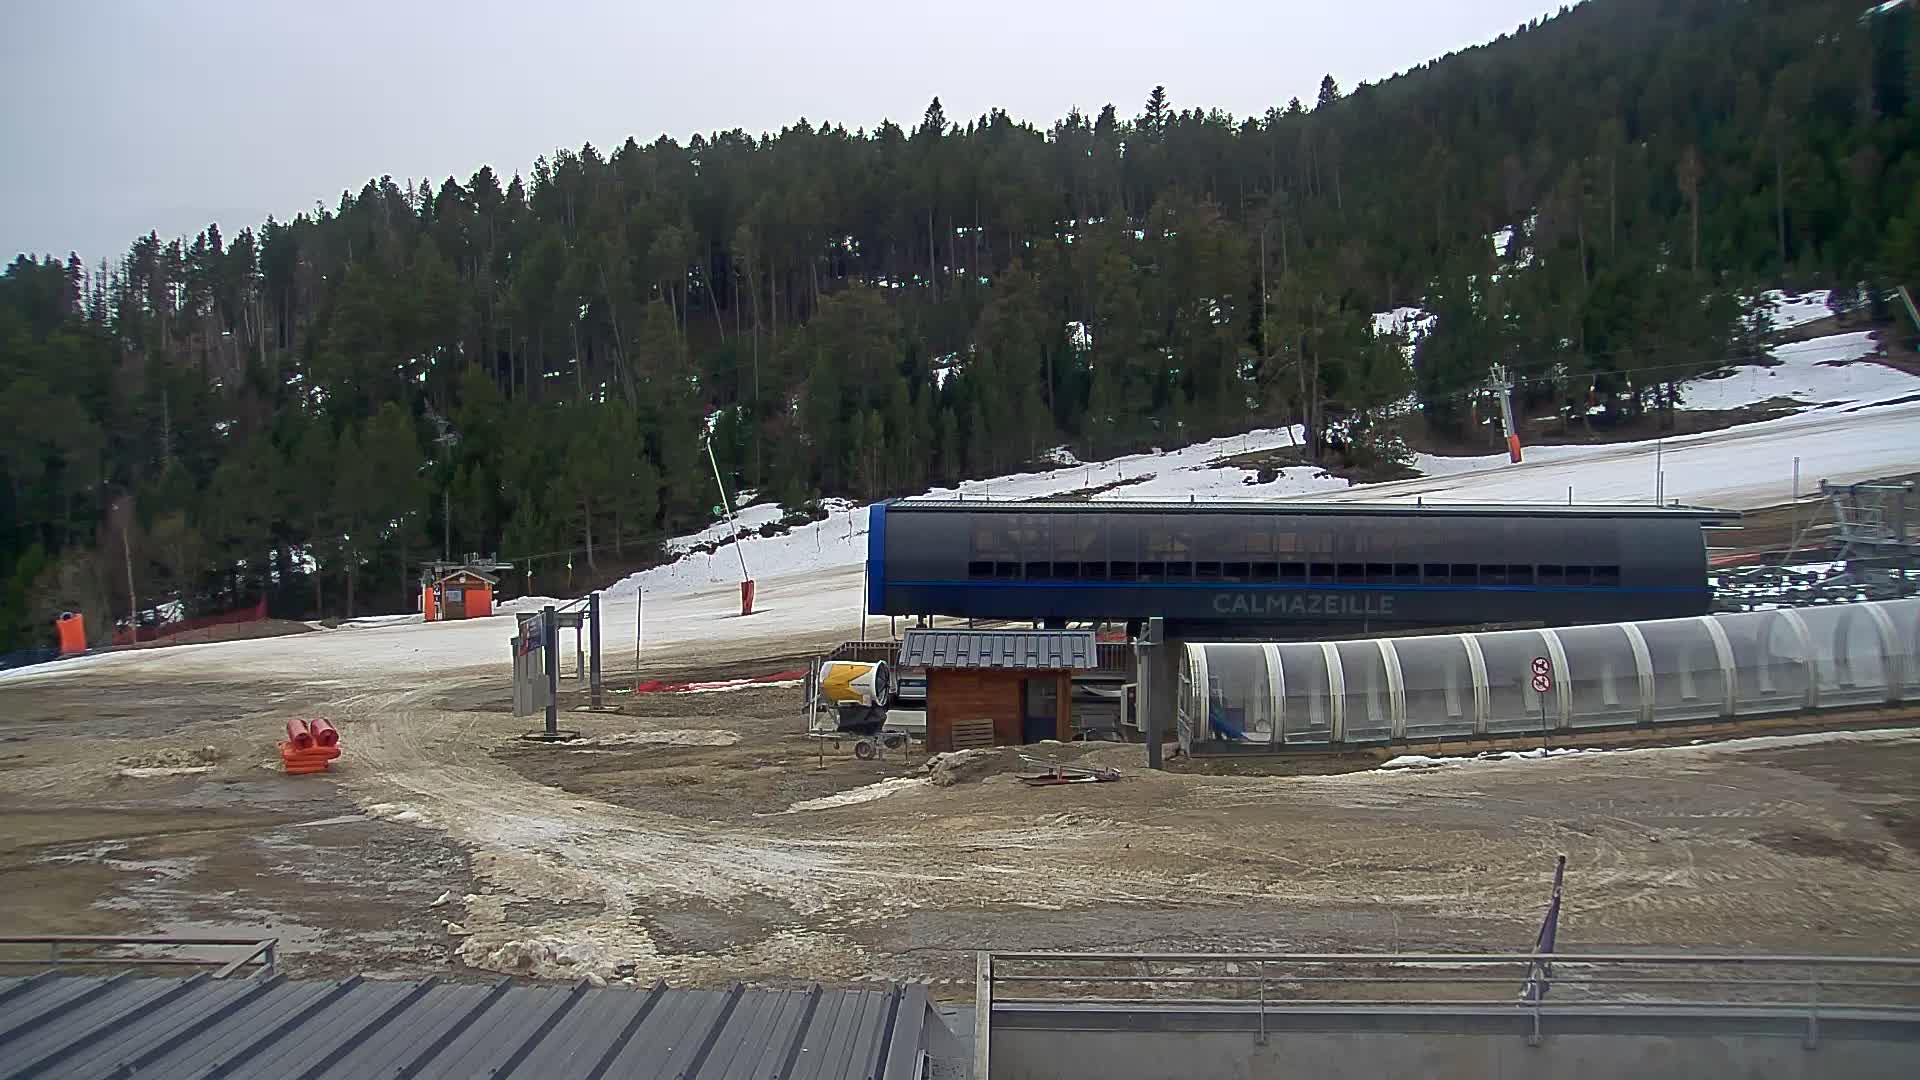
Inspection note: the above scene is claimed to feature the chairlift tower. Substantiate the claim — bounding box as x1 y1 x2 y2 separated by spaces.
1822 479 1919 590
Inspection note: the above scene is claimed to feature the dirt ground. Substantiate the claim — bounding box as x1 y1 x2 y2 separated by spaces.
5 600 1920 999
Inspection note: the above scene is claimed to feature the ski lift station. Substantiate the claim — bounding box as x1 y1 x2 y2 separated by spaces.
861 498 1920 761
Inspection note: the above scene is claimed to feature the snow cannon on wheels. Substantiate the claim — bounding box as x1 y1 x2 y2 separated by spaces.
818 660 893 736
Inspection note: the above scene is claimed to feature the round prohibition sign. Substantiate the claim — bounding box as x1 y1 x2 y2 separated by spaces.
1531 672 1553 694
1531 656 1552 677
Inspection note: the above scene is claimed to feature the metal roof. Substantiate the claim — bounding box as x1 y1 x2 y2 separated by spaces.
889 498 1738 520
0 973 943 1080
900 629 1098 670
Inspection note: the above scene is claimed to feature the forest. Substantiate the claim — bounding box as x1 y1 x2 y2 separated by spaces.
2 0 1917 649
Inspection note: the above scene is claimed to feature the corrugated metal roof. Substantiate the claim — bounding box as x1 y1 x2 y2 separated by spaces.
889 498 1737 519
0 973 942 1079
900 629 1097 670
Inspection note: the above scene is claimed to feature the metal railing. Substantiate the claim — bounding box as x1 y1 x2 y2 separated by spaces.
979 951 1920 1050
0 936 279 979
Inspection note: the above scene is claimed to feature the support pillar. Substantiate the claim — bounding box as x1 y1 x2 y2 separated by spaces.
588 592 604 708
543 605 559 738
1139 617 1172 770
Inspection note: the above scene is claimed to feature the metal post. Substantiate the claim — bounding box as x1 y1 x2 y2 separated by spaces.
589 592 603 709
635 588 644 690
974 953 993 1080
1791 456 1801 554
1142 618 1166 770
705 437 751 583
1655 439 1663 504
543 605 559 738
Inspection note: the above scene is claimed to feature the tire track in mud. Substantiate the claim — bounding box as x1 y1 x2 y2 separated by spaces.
325 681 1208 982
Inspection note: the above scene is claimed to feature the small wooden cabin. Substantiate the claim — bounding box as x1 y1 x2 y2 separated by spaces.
422 568 498 621
900 629 1097 753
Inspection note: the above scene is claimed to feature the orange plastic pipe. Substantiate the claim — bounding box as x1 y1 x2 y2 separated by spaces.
285 718 314 751
308 718 339 748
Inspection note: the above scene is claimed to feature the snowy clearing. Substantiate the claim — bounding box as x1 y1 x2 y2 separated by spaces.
1681 331 1908 411
1760 289 1835 330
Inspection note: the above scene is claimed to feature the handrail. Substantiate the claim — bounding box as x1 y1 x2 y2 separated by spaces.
979 949 1920 1072
988 951 1920 966
0 935 279 979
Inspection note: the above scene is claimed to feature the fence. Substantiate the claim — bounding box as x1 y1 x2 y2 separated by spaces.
0 935 278 979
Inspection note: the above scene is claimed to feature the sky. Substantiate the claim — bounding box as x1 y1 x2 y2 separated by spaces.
1 0 1565 265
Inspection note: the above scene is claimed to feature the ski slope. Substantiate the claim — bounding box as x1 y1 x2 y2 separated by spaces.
1679 331 1897 410
6 329 1917 687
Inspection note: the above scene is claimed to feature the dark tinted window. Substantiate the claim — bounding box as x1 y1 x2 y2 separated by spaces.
1508 565 1535 586
994 561 1019 580
1564 565 1592 586
1140 562 1167 582
1538 564 1565 586
1594 565 1622 587
1309 562 1336 583
968 561 992 578
1278 562 1306 582
1111 560 1138 580
1393 563 1420 584
1051 562 1080 580
1024 561 1049 580
1224 562 1251 581
1482 565 1510 586
1252 562 1280 581
1365 562 1393 583
1195 561 1223 581
1081 562 1108 581
1424 563 1449 584
1165 561 1194 581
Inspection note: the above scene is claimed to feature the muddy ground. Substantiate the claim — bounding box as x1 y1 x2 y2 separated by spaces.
4 616 1920 999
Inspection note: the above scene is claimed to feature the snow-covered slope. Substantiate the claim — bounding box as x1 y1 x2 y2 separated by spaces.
8 325 1916 688
559 427 1346 605
1758 289 1835 331
1681 331 1907 410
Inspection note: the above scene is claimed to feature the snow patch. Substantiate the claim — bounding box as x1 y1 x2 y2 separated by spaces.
1758 290 1835 330
1377 727 1920 772
1682 332 1910 411
783 776 924 813
570 729 740 747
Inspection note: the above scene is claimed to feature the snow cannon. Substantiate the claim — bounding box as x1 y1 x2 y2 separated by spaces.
285 718 315 752
818 660 891 734
308 717 339 748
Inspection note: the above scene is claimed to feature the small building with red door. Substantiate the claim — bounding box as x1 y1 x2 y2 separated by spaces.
901 629 1097 753
422 568 497 621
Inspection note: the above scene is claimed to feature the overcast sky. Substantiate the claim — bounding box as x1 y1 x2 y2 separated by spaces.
1 0 1562 264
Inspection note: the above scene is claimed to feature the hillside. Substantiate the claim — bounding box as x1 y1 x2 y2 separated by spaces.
2 0 1918 648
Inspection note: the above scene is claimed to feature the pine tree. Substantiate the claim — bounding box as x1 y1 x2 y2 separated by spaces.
1315 75 1342 111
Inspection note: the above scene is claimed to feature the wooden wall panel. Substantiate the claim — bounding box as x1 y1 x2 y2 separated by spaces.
928 670 1022 753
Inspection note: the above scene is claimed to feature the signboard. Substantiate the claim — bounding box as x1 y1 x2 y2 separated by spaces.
1531 655 1553 694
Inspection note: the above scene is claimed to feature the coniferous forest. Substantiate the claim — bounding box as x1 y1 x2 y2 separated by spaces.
2 0 1917 647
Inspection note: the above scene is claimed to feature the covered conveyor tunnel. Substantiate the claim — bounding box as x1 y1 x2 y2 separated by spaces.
1176 597 1920 753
